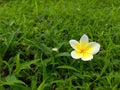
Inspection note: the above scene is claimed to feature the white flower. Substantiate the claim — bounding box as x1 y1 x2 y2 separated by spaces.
52 48 58 52
69 34 100 61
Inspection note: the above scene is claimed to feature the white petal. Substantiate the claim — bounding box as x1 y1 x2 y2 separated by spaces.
69 40 80 50
81 53 93 61
80 34 89 43
52 48 58 52
71 50 83 59
88 42 100 54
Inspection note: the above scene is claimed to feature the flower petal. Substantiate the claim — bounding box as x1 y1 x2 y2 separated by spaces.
87 42 100 54
69 40 81 50
81 53 93 61
80 34 89 43
71 50 83 59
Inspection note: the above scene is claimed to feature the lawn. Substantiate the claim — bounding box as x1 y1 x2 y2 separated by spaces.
0 0 120 90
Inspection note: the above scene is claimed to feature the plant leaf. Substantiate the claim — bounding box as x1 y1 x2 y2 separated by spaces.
57 65 80 73
6 75 26 85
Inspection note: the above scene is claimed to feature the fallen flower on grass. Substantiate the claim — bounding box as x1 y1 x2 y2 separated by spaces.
69 34 100 61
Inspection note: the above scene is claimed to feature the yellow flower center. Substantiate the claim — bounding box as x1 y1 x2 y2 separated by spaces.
80 49 86 53
74 42 93 55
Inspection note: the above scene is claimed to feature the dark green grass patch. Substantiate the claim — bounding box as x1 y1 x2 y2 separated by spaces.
0 0 120 90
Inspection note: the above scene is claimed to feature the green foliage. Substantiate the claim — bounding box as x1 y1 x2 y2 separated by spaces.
0 0 120 89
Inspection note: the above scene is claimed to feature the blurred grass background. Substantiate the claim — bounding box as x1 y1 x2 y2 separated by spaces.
0 0 120 90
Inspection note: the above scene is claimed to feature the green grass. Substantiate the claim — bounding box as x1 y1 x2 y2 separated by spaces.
0 0 120 90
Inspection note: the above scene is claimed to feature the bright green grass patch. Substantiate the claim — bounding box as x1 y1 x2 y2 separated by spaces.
0 0 120 90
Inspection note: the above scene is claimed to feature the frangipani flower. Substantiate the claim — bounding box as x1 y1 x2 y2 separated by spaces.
69 34 100 61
